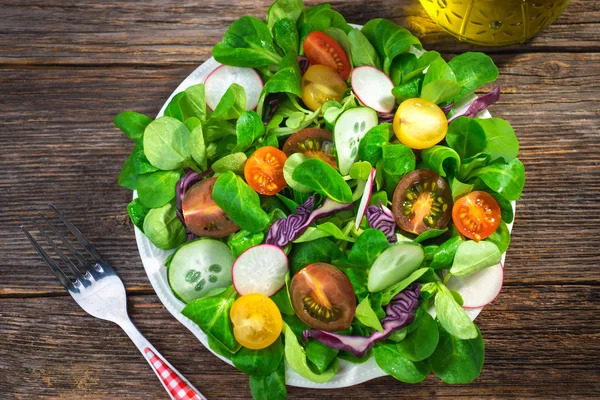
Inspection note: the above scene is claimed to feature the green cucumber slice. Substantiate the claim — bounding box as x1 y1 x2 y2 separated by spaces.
368 242 425 292
334 107 378 175
168 239 235 303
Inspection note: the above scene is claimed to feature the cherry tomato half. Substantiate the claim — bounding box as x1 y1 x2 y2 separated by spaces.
290 263 356 332
301 64 347 112
452 191 501 242
244 146 287 196
282 128 337 168
392 169 453 235
230 293 283 350
393 98 448 150
303 31 351 80
182 177 239 238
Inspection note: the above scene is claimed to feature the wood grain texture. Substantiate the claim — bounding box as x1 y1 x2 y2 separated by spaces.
1 0 599 398
1 286 599 399
0 0 598 67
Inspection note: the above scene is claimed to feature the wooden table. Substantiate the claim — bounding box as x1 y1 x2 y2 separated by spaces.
1 1 599 398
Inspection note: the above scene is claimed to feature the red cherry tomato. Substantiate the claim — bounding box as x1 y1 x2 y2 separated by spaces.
303 31 351 80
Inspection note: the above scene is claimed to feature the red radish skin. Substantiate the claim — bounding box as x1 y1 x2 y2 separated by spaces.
204 65 264 111
355 169 376 230
351 66 395 113
446 262 504 309
232 244 288 297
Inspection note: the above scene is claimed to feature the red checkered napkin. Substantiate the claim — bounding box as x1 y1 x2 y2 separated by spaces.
145 347 205 400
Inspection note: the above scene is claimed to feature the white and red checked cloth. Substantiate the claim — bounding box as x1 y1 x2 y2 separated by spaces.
145 347 205 400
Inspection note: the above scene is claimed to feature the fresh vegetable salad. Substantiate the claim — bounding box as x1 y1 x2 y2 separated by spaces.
116 0 525 398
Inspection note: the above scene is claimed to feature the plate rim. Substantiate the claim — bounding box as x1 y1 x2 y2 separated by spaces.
133 37 512 389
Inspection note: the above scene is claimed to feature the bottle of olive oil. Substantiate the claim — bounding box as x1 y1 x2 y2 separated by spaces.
419 0 570 46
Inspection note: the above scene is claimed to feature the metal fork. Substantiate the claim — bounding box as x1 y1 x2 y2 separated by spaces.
22 204 206 400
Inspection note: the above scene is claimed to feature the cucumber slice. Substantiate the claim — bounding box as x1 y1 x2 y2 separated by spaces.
368 242 425 292
334 107 378 175
168 239 235 303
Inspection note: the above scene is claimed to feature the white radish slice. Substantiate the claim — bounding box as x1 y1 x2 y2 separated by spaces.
232 244 288 296
351 66 395 113
204 65 263 111
446 263 504 309
355 168 376 229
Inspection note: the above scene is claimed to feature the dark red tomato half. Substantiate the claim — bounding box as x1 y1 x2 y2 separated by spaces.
182 177 239 238
303 31 351 80
282 128 337 168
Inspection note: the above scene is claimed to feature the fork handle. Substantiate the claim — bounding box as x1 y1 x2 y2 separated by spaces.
119 319 206 400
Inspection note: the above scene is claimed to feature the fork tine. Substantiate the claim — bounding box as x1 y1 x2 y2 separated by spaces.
32 218 87 284
38 212 89 269
22 226 72 289
48 203 102 261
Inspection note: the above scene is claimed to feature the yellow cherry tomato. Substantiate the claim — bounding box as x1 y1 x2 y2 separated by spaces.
230 293 282 350
301 64 347 111
393 98 448 150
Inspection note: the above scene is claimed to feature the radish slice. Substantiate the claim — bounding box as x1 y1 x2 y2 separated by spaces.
355 168 376 229
446 263 504 308
232 244 288 296
204 65 263 111
351 66 395 113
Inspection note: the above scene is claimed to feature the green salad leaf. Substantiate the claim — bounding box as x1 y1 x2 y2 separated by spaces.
282 322 338 383
448 52 498 101
273 18 300 56
182 286 240 353
127 198 149 231
348 28 381 69
305 340 339 374
396 311 439 362
213 16 282 67
421 145 461 178
114 111 152 142
143 117 191 171
142 202 186 250
372 343 430 383
361 18 421 74
267 0 303 30
212 83 247 121
430 325 485 384
249 361 287 400
348 228 389 267
358 123 392 166
471 158 525 201
434 282 478 340
289 238 343 275
355 295 384 332
486 220 511 254
292 158 353 203
232 337 283 376
212 171 271 233
420 57 460 104
136 170 182 209
450 240 502 277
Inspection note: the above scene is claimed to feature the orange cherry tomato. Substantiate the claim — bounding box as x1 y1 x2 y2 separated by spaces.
301 64 347 111
303 31 351 80
244 146 287 196
452 191 502 242
230 294 283 350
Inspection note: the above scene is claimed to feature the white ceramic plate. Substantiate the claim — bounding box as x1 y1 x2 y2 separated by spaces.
134 36 513 388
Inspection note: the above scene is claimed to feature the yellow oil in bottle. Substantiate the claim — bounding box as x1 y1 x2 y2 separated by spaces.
419 0 570 46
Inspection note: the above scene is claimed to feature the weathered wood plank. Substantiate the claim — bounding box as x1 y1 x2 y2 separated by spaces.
0 0 598 67
1 285 598 399
1 52 599 296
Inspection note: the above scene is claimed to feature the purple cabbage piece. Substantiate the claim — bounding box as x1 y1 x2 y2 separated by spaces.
265 197 354 247
366 202 397 243
262 96 280 125
377 111 395 123
440 101 455 115
298 56 310 76
175 168 214 241
303 284 421 357
448 86 501 123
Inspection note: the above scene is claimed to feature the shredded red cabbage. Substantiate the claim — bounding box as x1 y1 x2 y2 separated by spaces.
175 168 213 241
377 111 395 123
366 202 397 243
262 96 280 125
448 86 500 123
303 283 421 357
440 101 455 114
265 196 354 247
298 56 310 76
